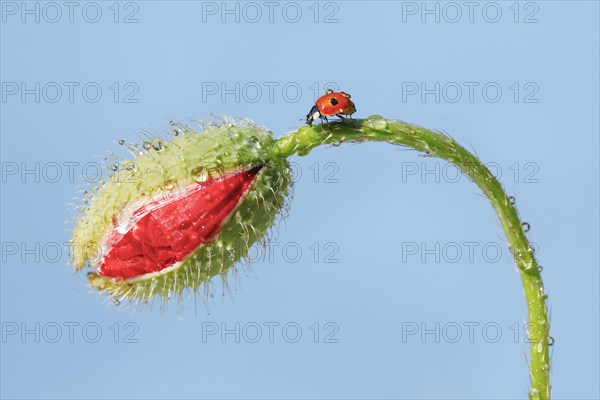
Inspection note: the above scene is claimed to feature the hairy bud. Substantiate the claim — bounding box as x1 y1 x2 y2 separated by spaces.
71 119 292 303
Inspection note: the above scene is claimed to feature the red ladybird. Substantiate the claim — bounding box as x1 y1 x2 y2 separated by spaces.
306 89 356 126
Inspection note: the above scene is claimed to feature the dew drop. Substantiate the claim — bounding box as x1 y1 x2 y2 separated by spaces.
153 141 164 151
163 180 174 190
142 141 152 150
538 265 543 272
528 389 540 400
522 222 531 232
110 164 119 171
113 298 121 306
191 166 208 183
509 196 516 205
548 337 554 346
118 139 125 145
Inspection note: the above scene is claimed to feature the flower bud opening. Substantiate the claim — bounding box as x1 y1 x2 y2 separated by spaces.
101 165 263 279
71 118 292 303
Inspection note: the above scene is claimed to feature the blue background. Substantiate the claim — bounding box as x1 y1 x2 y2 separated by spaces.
1 1 598 399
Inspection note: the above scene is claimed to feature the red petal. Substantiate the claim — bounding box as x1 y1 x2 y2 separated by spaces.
100 166 262 279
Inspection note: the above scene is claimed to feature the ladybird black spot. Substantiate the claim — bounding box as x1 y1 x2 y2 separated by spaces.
330 98 339 106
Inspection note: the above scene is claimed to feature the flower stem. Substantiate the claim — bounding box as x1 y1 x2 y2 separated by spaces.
271 116 551 399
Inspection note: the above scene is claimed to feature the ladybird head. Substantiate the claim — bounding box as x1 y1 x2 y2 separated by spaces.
306 104 320 126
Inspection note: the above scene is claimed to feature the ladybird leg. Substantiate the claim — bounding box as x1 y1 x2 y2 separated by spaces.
335 114 347 120
323 116 335 133
319 116 332 133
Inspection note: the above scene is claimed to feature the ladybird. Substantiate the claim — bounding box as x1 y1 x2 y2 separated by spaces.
306 89 356 126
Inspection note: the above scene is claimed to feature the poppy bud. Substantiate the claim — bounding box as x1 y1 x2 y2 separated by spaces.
72 119 292 302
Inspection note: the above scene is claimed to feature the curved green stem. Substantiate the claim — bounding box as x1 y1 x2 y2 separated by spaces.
271 116 550 399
